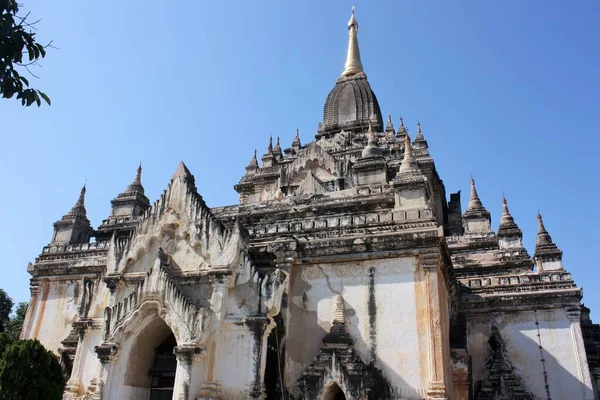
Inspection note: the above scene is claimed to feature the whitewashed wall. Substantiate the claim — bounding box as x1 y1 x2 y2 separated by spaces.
286 256 431 398
468 309 594 399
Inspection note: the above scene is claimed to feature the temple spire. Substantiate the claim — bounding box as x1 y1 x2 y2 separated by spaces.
367 121 377 146
247 149 258 170
133 164 142 186
534 212 563 271
467 178 485 212
361 121 380 158
497 196 523 244
463 177 492 232
341 5 364 77
385 113 395 136
413 121 429 152
292 128 301 149
332 295 345 325
70 184 87 215
396 116 407 140
399 133 419 174
124 164 145 194
536 212 553 246
96 164 150 240
500 196 515 226
51 184 93 245
416 121 424 140
273 136 282 159
262 136 276 168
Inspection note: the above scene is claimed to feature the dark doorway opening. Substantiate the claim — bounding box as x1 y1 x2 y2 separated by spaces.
323 383 346 400
265 314 286 400
334 390 347 400
149 334 177 400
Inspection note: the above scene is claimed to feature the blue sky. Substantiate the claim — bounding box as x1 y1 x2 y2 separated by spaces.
1 1 599 316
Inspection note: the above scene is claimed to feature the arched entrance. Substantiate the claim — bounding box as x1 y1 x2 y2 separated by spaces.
323 383 347 400
120 317 177 400
150 333 177 400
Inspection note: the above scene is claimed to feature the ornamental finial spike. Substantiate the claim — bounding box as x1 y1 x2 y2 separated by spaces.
77 184 86 207
133 163 142 186
332 295 345 324
342 5 364 77
367 121 376 146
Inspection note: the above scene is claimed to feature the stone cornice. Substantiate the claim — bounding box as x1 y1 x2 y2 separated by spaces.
37 241 110 262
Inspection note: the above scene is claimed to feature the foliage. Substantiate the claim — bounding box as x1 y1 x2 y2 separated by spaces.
0 339 65 400
0 334 12 358
0 0 51 106
3 303 27 341
0 291 12 333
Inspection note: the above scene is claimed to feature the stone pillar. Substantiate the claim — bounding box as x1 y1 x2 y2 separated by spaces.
450 349 469 400
20 277 39 340
174 343 202 400
64 318 94 395
244 315 270 399
93 342 119 400
566 308 595 399
420 249 449 400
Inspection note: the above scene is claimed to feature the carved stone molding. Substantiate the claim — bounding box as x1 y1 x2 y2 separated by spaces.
174 343 202 365
94 343 119 365
198 381 222 400
426 381 447 399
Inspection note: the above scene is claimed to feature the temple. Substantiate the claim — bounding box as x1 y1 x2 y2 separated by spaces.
21 7 600 400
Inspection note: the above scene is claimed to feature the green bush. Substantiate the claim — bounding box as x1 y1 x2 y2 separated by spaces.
0 339 65 400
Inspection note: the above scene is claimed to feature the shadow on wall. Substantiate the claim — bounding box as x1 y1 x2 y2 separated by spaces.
280 263 425 399
473 318 592 400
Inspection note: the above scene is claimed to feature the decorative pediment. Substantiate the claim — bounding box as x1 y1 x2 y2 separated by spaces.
281 143 340 196
298 296 391 400
103 249 207 344
110 162 246 275
475 326 534 400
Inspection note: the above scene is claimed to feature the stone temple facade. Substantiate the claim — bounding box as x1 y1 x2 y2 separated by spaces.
21 8 600 400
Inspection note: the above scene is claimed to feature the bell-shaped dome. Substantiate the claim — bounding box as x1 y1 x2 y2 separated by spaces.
319 8 382 136
320 72 383 135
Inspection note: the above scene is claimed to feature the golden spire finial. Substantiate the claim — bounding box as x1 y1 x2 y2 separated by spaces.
342 5 364 77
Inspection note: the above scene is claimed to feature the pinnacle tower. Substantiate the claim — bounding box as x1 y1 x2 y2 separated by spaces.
319 6 382 138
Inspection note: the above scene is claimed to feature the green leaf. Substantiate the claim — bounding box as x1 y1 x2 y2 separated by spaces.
38 91 50 105
19 76 29 86
36 43 46 58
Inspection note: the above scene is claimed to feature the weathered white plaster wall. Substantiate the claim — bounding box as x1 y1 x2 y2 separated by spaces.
215 321 258 398
468 309 594 399
23 280 80 353
286 256 429 397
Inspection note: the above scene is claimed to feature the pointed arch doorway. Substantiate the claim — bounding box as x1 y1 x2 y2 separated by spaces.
149 333 177 400
323 383 347 400
120 316 178 400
